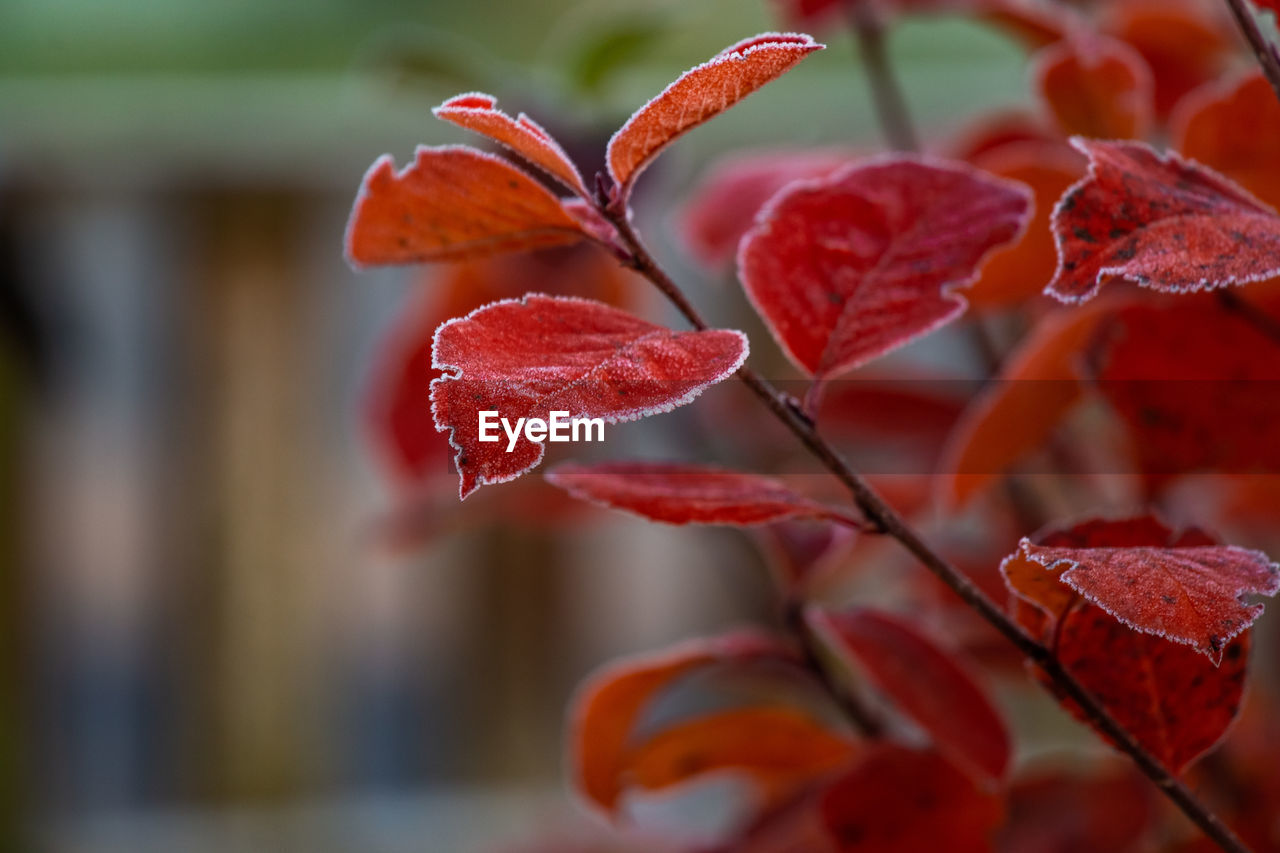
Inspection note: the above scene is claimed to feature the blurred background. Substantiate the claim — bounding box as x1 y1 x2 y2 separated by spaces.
0 1 1070 850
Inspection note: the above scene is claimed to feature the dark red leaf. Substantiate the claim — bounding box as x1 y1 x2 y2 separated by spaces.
1174 71 1280 210
1046 602 1249 774
623 706 857 804
568 631 793 812
998 767 1155 853
818 746 1003 853
1012 528 1278 663
345 146 587 267
431 295 748 498
1089 295 1280 486
1032 35 1153 140
1047 139 1280 303
433 93 589 197
1253 0 1280 13
607 33 823 196
546 461 858 526
738 157 1030 380
807 607 1011 783
678 149 852 269
1003 517 1256 772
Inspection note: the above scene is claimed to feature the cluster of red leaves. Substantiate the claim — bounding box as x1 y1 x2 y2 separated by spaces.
567 611 1011 850
1002 516 1271 772
345 1 1280 849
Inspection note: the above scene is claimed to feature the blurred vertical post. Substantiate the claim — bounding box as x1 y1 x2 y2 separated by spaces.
183 191 322 802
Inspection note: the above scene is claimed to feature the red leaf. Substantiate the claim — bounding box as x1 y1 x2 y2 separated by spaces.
1047 602 1249 774
678 149 852 269
546 461 858 526
938 301 1108 506
607 33 823 196
623 706 857 804
818 746 1003 853
1004 518 1254 773
1101 0 1234 119
432 93 589 198
807 607 1011 783
1002 516 1203 632
1254 0 1280 13
1047 139 1280 303
1174 71 1280 210
431 295 748 499
1032 36 1153 140
1013 533 1278 663
345 146 588 267
999 767 1155 853
367 247 634 486
1089 295 1280 486
965 139 1085 308
568 631 793 812
738 158 1031 380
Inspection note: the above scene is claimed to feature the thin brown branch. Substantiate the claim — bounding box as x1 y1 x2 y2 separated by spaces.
603 207 1253 853
1224 0 1280 102
785 600 887 738
1217 288 1280 346
847 0 920 152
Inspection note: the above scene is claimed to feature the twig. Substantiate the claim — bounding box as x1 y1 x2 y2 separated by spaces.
1224 0 1280 103
1217 288 1280 346
847 0 920 152
604 207 1253 853
785 600 887 738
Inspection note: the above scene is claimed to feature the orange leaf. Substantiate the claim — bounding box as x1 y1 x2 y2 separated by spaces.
966 139 1085 308
1101 0 1233 119
607 33 823 196
433 93 589 198
1033 35 1154 140
1174 72 1280 210
345 146 586 267
568 632 793 812
939 302 1110 506
945 109 1058 162
624 706 857 803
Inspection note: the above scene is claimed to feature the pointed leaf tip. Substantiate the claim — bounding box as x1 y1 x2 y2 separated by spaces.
433 93 589 197
607 32 823 196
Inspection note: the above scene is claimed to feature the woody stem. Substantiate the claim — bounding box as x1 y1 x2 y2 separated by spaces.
847 0 920 152
606 207 1253 853
1224 0 1280 102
